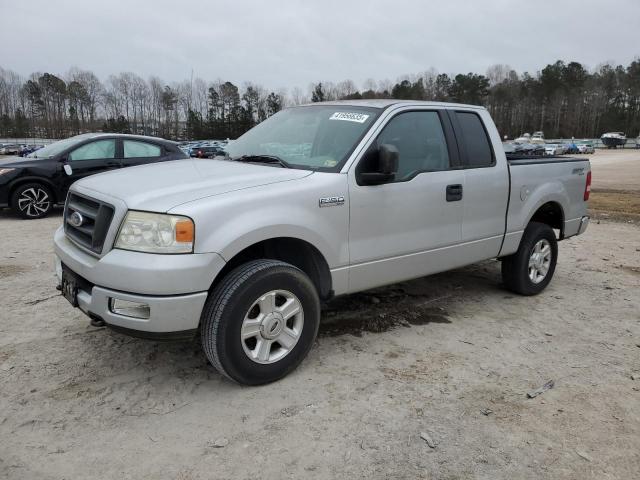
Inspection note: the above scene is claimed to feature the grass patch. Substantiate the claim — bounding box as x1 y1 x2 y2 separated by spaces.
589 189 640 223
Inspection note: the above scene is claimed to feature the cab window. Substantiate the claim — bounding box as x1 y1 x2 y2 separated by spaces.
455 112 494 168
68 140 116 161
375 111 450 182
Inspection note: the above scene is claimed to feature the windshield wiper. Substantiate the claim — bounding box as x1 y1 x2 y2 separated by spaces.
232 154 291 169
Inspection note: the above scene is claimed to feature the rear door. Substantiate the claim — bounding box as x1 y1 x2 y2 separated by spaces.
120 139 165 168
347 108 466 292
61 138 119 192
448 109 509 259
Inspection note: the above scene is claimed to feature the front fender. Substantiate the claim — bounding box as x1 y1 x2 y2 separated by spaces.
171 173 350 270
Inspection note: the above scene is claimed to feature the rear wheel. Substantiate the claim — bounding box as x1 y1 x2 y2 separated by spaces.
200 259 320 385
501 222 558 295
11 183 53 219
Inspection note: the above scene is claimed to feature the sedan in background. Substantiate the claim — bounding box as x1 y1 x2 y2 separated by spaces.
577 142 595 154
0 133 187 219
544 144 564 156
0 144 21 155
563 142 580 154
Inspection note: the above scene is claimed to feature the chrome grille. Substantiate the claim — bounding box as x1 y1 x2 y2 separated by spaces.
64 193 114 254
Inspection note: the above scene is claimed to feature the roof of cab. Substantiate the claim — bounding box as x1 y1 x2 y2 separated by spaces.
298 99 486 110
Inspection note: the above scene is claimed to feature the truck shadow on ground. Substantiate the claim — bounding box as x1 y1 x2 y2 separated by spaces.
318 260 502 337
56 261 505 392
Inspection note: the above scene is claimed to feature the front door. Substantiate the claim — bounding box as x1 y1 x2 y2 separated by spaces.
347 109 466 293
61 138 120 193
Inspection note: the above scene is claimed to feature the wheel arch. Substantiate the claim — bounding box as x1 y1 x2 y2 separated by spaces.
211 236 333 300
527 200 565 238
9 177 60 206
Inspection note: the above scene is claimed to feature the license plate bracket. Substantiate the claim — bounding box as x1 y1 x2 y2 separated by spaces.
61 269 79 307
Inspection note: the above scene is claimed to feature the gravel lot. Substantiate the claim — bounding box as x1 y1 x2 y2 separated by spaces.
1 152 639 479
589 149 640 192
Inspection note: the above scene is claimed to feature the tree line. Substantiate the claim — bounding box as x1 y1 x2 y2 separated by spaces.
0 58 639 141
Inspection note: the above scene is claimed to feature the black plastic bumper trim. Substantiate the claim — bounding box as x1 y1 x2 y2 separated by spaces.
106 323 198 342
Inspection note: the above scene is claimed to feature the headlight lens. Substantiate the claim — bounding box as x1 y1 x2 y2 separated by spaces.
115 211 194 254
0 168 15 176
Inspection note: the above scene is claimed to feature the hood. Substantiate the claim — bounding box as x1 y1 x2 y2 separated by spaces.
74 158 313 211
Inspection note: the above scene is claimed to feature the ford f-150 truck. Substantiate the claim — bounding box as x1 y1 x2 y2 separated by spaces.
54 100 591 385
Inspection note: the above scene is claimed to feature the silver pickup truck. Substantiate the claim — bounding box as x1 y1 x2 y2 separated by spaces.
54 100 591 385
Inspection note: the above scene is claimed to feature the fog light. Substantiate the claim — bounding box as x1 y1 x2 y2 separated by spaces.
109 298 150 319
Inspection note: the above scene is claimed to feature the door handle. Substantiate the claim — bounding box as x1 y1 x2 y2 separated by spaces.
446 184 463 202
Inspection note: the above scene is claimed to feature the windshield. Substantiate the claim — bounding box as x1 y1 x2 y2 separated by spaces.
27 133 95 158
226 105 381 171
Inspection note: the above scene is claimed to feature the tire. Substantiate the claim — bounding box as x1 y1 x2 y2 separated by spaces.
11 183 54 219
201 259 320 385
501 222 558 296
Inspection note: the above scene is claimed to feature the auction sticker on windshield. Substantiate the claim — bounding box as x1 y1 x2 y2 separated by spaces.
329 112 370 123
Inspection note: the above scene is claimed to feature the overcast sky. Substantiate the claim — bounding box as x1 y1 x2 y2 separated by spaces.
1 0 639 91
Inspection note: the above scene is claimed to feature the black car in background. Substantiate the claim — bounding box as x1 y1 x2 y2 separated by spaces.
0 133 187 219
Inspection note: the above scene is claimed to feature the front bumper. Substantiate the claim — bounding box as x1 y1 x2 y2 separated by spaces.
56 259 208 335
54 226 224 334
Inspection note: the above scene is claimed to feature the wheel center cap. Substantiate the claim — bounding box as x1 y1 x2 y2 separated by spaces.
260 312 284 340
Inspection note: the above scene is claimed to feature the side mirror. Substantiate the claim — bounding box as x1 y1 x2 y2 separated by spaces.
357 144 399 186
378 144 399 175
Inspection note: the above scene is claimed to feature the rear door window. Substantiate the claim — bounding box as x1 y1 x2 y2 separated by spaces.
455 112 494 168
123 140 162 158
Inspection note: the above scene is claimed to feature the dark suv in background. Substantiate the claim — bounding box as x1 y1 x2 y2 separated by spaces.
0 133 187 218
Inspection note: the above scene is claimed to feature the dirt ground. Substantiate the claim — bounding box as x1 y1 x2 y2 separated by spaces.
1 152 640 479
589 148 640 192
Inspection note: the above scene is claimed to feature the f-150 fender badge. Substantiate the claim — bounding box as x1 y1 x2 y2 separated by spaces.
319 196 345 207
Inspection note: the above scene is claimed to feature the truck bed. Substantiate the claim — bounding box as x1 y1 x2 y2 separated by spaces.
500 155 590 257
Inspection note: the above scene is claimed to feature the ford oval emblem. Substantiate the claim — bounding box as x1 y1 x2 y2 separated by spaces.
68 211 84 227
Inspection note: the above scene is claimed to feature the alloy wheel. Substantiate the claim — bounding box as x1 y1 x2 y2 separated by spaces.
240 289 304 364
528 239 552 284
17 188 50 217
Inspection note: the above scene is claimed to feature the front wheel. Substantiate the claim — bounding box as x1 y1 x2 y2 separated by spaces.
200 260 320 385
501 222 558 295
11 183 53 219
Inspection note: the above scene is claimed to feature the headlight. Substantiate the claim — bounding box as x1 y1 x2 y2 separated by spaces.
115 211 194 254
0 168 15 176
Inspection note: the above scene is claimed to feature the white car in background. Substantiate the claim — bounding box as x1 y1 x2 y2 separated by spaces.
0 144 21 155
577 142 595 154
545 144 563 156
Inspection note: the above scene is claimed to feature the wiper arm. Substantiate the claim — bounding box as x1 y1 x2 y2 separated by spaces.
233 154 291 168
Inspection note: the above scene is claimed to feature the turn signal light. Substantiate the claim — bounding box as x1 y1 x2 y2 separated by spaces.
175 219 194 243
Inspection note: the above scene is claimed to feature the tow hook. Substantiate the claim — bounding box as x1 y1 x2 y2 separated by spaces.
89 315 106 328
